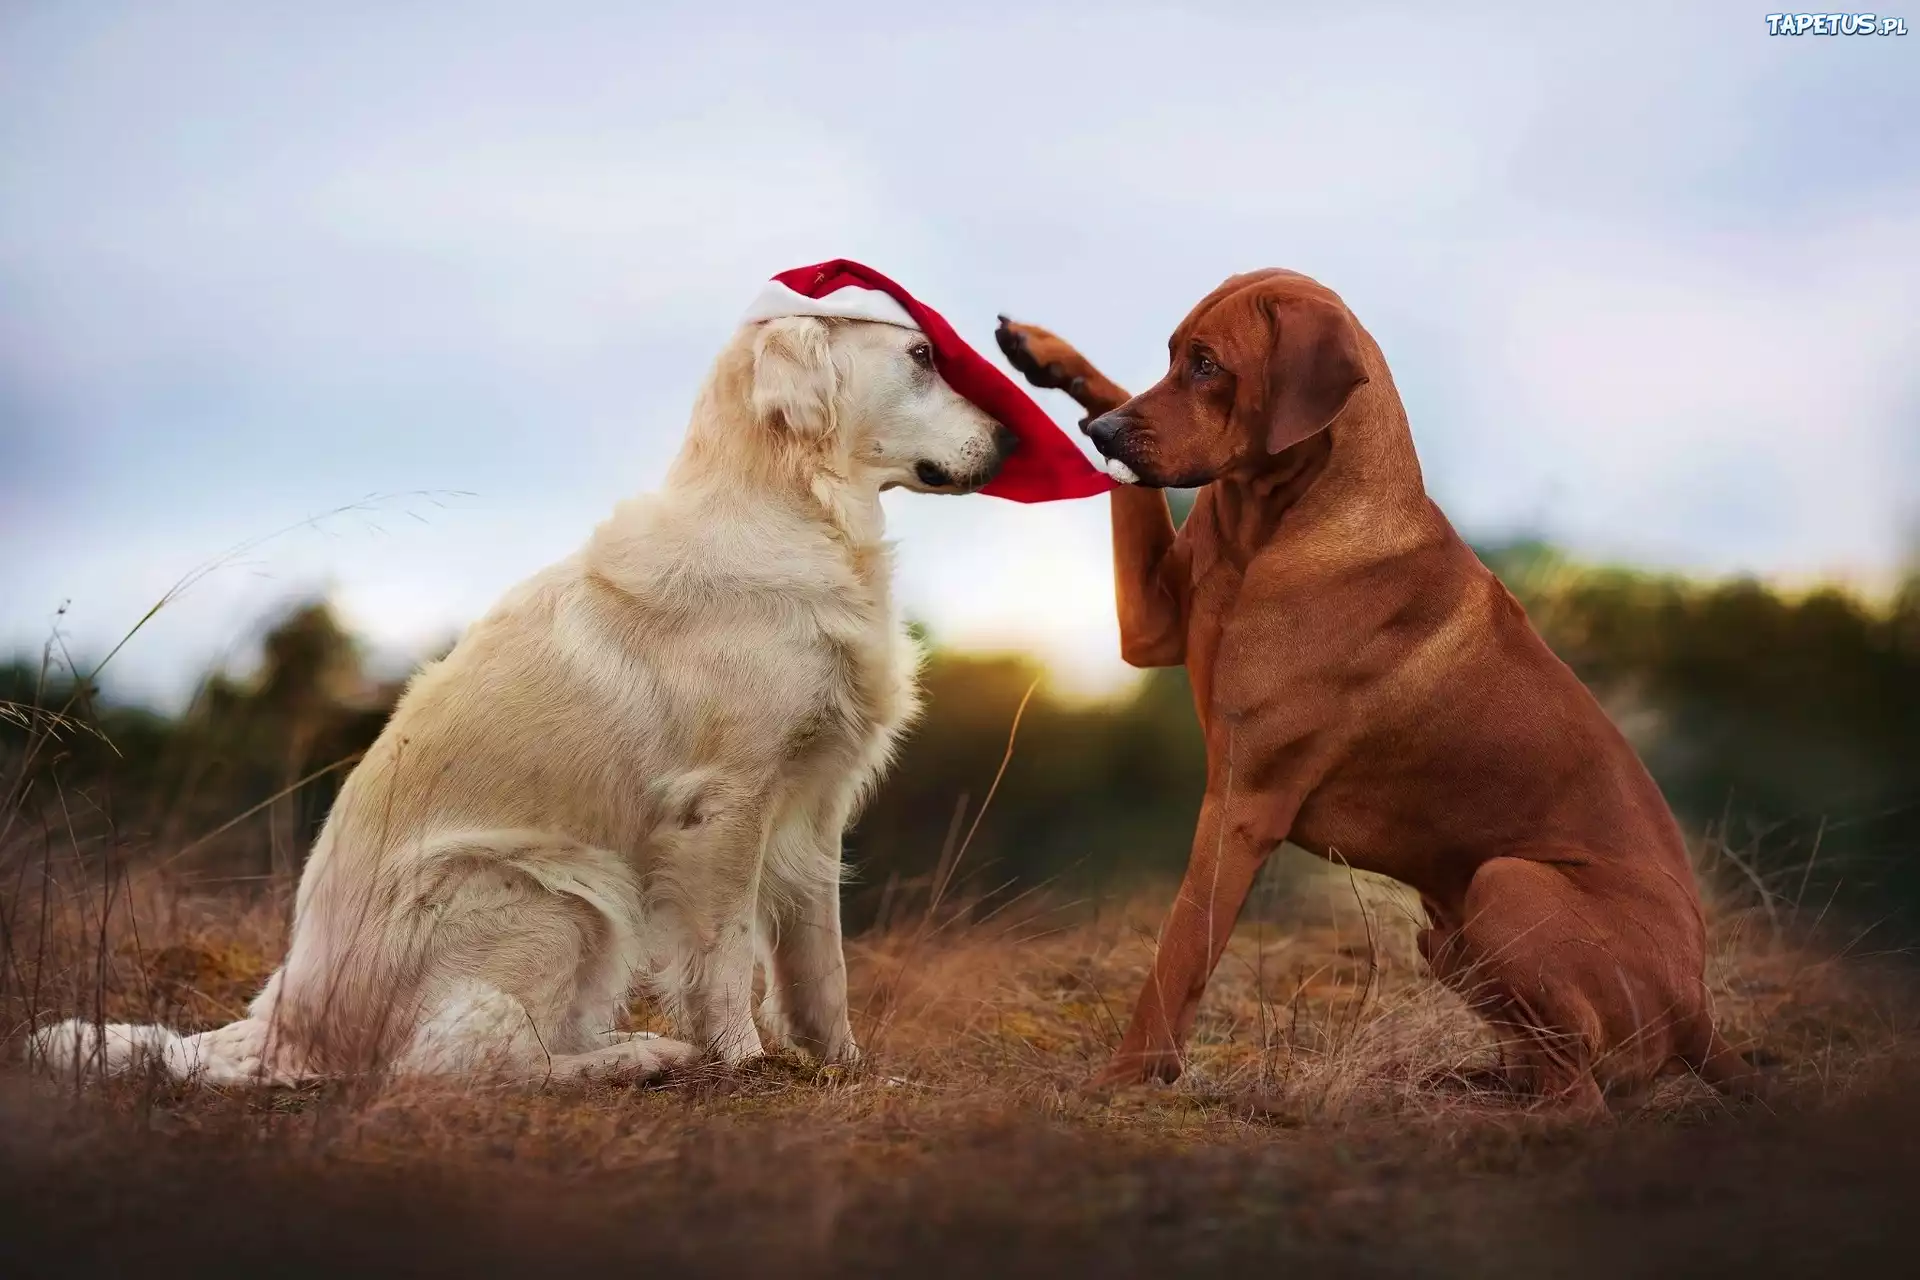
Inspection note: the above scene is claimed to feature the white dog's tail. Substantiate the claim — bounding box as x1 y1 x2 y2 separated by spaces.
29 1010 298 1086
31 964 304 1086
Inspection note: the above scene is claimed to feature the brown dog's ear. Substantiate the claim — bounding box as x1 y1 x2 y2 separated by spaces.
1261 296 1369 454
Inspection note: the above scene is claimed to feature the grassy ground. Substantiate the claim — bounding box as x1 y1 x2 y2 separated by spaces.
4 849 1918 1277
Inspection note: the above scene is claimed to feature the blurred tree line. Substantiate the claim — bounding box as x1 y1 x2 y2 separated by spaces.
1480 539 1920 937
0 604 399 882
4 525 1916 935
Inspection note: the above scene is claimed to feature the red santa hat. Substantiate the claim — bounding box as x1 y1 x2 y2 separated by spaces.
740 259 1115 503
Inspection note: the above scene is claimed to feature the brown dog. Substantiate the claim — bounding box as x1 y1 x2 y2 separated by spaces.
996 270 1758 1115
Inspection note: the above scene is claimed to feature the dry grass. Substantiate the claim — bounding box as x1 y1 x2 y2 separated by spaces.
0 844 1912 1274
4 842 1918 1276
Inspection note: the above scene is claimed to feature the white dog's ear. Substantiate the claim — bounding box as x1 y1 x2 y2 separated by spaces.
751 316 837 438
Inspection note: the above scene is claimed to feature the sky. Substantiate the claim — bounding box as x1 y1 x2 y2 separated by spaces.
2 1 1916 709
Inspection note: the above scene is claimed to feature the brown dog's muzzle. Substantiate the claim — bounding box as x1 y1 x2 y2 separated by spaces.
1083 411 1160 486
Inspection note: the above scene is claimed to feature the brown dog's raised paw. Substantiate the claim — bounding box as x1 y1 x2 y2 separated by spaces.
994 316 1091 394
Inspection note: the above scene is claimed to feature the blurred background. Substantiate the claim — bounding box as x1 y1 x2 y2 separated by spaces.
2 2 1916 932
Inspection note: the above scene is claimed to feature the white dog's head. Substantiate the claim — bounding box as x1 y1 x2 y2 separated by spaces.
748 316 1017 495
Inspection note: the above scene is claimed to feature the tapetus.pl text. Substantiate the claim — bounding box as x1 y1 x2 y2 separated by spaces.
1765 12 1908 33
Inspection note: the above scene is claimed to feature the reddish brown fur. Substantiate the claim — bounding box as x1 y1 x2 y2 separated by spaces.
997 271 1758 1115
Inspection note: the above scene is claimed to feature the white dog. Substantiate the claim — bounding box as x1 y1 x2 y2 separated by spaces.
35 309 1015 1085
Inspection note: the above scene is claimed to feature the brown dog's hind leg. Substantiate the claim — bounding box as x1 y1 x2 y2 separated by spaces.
1485 993 1610 1120
1418 891 1602 1114
994 317 1131 422
1430 857 1626 1119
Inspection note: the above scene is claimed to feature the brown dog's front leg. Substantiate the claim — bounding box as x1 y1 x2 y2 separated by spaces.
995 317 1188 666
1098 786 1296 1087
1109 488 1185 667
993 317 1130 423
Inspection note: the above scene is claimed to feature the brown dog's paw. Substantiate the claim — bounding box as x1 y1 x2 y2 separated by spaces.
1688 1032 1780 1108
1087 1045 1186 1095
994 316 1093 397
1712 1052 1782 1109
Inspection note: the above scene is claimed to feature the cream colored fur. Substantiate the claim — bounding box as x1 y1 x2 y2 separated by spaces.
35 315 1010 1086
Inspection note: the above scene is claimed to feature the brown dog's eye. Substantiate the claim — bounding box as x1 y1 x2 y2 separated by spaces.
909 342 934 370
1192 352 1220 378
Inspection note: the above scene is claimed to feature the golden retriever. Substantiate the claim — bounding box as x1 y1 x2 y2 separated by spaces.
36 312 1014 1085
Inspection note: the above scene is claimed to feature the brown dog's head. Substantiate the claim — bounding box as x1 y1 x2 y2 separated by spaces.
1084 270 1370 488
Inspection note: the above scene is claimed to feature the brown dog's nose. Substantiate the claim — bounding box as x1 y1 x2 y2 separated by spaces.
1085 413 1125 456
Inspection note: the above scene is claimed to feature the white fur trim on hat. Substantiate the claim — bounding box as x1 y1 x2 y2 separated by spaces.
740 279 920 331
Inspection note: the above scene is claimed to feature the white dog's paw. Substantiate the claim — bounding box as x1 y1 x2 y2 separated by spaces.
709 1022 766 1068
634 1036 700 1077
760 998 858 1067
821 1035 860 1068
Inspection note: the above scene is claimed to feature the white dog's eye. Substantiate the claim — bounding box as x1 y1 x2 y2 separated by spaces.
908 342 934 370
